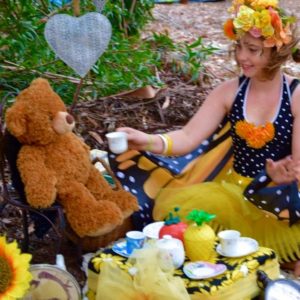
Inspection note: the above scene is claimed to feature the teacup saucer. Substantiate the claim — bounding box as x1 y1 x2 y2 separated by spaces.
183 261 227 280
112 240 130 258
216 237 259 258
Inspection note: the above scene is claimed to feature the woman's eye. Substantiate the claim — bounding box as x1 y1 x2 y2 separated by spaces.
249 48 259 53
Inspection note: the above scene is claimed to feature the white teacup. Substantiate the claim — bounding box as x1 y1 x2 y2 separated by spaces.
106 132 128 154
218 230 241 255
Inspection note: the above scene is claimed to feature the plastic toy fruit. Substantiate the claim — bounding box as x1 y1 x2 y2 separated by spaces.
184 209 216 262
159 207 188 242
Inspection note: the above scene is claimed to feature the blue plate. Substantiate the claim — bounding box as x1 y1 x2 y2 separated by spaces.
112 240 130 258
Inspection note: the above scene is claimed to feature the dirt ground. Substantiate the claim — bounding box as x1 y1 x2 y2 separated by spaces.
1 0 300 291
146 0 300 82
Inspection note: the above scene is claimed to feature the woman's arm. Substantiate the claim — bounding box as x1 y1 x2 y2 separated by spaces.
292 86 300 181
118 79 237 156
266 84 300 184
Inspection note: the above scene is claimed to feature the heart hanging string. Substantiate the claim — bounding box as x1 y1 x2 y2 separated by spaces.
93 0 106 13
73 0 80 16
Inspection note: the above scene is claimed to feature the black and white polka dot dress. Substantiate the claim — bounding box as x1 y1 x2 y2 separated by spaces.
152 76 300 262
228 75 293 178
110 75 300 262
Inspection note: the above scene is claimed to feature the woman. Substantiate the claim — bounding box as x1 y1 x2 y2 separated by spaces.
117 0 300 274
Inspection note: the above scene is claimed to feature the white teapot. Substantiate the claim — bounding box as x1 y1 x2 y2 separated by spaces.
156 235 185 269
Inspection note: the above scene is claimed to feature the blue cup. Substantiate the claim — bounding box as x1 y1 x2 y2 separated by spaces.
126 231 145 255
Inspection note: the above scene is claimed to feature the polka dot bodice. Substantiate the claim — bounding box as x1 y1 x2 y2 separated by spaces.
228 75 293 177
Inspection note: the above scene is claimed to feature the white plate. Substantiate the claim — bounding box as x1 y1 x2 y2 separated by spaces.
216 237 259 258
112 240 130 258
183 261 227 280
142 221 164 239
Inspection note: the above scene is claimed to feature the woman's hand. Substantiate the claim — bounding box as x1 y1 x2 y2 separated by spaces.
293 160 300 182
266 156 296 184
117 127 149 151
117 127 165 154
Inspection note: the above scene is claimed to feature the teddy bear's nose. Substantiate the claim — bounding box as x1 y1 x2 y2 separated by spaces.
66 114 74 124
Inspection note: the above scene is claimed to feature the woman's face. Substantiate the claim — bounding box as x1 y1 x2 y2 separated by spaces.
235 33 272 79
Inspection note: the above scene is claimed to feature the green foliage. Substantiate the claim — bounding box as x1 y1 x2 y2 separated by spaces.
149 33 218 83
90 33 162 98
0 0 156 104
173 37 218 82
186 209 215 226
105 0 154 36
0 0 216 105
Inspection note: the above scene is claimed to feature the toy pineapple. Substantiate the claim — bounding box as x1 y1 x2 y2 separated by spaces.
184 209 216 262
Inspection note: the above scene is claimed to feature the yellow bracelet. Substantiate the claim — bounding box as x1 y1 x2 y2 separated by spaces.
145 134 154 152
163 134 173 156
162 133 173 156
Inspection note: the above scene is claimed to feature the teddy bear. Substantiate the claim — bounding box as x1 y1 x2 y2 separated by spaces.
5 78 139 238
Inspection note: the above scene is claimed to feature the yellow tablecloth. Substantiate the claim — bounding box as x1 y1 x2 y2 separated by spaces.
87 243 280 300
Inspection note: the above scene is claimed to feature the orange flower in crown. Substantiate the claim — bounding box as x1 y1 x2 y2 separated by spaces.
224 19 236 40
224 0 296 49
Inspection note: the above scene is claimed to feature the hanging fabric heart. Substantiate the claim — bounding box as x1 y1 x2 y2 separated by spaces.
93 0 106 13
45 12 111 78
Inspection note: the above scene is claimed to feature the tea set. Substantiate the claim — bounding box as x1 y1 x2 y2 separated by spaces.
216 229 258 258
111 222 259 280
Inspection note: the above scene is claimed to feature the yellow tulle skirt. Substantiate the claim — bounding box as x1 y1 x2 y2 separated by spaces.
95 248 190 300
153 166 300 263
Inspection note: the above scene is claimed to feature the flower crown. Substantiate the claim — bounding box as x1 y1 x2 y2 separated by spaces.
224 0 296 49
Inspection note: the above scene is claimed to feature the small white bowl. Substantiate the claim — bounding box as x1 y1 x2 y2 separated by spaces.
142 221 164 239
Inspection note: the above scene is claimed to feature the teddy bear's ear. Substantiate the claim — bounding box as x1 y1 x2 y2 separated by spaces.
30 78 52 90
5 102 27 138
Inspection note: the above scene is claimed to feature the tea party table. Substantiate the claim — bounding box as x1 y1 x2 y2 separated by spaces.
86 241 280 300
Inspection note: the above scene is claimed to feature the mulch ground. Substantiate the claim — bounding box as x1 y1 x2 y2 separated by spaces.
1 0 300 289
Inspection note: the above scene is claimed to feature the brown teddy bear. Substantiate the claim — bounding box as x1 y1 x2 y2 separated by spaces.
5 78 138 238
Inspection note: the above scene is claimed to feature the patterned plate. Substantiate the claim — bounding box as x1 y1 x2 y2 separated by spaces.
142 221 164 239
183 261 227 280
112 240 130 258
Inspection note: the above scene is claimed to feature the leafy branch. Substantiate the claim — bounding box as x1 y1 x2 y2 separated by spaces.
0 0 217 106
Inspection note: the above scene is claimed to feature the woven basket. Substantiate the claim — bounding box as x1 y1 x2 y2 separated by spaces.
66 157 134 252
66 217 133 252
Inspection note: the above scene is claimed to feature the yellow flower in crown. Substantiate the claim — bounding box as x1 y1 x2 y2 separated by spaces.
230 0 245 8
0 236 32 299
224 0 295 49
252 10 274 38
229 0 278 13
250 0 278 10
233 5 255 33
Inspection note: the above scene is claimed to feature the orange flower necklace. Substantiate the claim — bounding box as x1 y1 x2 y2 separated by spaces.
235 120 275 149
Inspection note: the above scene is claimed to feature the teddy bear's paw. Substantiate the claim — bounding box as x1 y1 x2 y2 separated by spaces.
66 200 124 237
27 190 57 209
108 191 139 219
86 223 121 237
